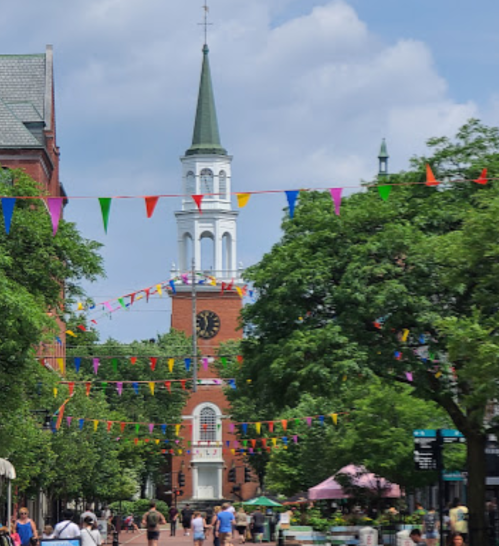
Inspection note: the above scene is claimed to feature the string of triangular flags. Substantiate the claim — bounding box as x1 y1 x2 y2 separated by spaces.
0 167 491 234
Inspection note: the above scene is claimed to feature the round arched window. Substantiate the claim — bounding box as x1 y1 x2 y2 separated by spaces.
200 169 214 195
200 406 217 441
186 171 196 195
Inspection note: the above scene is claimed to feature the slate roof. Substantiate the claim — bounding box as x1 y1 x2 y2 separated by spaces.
0 53 49 147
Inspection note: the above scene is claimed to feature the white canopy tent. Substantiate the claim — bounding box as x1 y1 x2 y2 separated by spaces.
0 459 16 527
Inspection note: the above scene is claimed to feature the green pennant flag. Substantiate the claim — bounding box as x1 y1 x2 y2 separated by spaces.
118 297 126 309
243 440 248 447
101 381 108 393
221 357 228 368
99 198 112 233
378 185 392 201
135 423 140 434
112 359 118 372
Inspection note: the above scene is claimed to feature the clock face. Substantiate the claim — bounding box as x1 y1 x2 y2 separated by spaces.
196 310 221 340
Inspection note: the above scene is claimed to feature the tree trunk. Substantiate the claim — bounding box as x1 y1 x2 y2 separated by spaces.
467 432 487 546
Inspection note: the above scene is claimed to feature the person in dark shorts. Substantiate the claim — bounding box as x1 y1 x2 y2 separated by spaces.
251 509 265 543
181 504 193 536
169 505 178 537
141 501 166 546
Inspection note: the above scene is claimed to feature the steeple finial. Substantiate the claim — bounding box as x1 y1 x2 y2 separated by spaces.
378 138 389 176
199 1 212 46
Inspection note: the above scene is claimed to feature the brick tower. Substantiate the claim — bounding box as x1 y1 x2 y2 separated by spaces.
169 43 256 503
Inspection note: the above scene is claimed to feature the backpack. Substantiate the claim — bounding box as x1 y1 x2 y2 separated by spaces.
147 511 159 528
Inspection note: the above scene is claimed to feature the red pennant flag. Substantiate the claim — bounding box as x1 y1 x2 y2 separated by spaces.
268 421 274 432
145 288 151 302
134 438 139 446
68 382 75 396
144 438 150 443
221 282 226 295
474 168 488 185
426 164 440 186
203 424 208 430
145 196 160 218
120 422 126 433
192 194 204 213
250 439 256 448
180 380 186 390
91 319 98 325
130 357 137 365
77 324 87 332
85 382 91 396
130 293 136 306
150 357 157 371
237 355 243 364
107 421 113 433
261 438 267 448
165 381 171 393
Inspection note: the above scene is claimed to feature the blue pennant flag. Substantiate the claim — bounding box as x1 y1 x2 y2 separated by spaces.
241 423 248 434
185 358 191 372
161 424 167 435
169 280 176 294
1 197 16 234
282 436 288 445
229 379 236 390
285 190 300 219
132 382 139 394
318 415 325 426
79 418 84 431
74 357 81 373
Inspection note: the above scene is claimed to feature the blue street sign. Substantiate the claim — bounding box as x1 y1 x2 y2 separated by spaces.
413 429 437 437
443 471 465 482
441 429 464 438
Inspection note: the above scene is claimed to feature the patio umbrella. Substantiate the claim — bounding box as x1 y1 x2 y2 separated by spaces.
0 459 16 526
243 496 283 507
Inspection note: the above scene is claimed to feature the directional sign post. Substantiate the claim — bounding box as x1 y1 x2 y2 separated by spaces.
413 429 437 470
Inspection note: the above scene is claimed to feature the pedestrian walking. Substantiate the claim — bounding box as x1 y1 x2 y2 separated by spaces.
191 512 206 546
15 508 38 546
169 506 178 537
211 507 221 546
80 505 98 528
250 509 265 544
235 508 247 544
141 501 166 546
54 509 80 539
181 504 194 536
449 498 469 543
215 504 235 546
80 517 102 546
423 507 439 546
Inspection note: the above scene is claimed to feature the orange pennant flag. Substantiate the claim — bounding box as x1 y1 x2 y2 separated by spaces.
165 381 171 393
68 382 74 396
107 421 113 433
426 164 440 186
192 194 204 213
474 168 488 185
281 419 288 432
85 382 91 396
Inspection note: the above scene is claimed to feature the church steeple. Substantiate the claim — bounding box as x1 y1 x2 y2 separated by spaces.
185 45 227 156
378 138 389 176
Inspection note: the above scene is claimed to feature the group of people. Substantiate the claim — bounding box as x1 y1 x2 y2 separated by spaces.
141 501 267 546
2 506 104 546
408 499 469 546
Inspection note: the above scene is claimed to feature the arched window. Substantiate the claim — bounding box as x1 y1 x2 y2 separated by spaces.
200 406 217 441
200 169 214 196
219 171 227 199
186 171 196 195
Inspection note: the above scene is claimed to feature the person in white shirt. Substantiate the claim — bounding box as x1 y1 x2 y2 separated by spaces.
54 509 81 539
81 517 102 546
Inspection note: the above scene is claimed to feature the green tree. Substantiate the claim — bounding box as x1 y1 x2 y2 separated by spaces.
234 120 499 545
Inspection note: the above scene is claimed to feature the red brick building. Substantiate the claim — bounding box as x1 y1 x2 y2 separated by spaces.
0 45 66 362
169 43 257 503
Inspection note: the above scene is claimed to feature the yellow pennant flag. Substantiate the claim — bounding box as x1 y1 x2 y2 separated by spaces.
65 330 77 338
175 423 181 436
209 276 216 286
155 439 160 445
53 387 58 398
231 448 235 455
77 302 84 311
435 371 442 378
156 284 163 296
331 413 338 425
168 358 174 373
342 375 347 382
178 449 183 455
149 382 155 396
93 420 99 432
235 286 243 298
401 328 410 342
136 295 143 301
272 438 277 446
57 358 64 373
237 193 251 208
255 422 261 434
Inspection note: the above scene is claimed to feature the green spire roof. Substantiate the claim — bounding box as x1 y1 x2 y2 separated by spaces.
378 138 389 159
185 45 227 156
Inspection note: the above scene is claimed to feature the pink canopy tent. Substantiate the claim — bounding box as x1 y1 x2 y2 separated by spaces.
308 465 402 500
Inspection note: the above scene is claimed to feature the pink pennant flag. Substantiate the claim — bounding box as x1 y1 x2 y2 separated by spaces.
117 382 123 396
330 188 343 216
202 357 209 371
93 358 100 374
306 417 312 427
149 423 154 433
67 416 72 427
47 197 64 235
229 423 235 433
405 372 413 382
293 435 298 443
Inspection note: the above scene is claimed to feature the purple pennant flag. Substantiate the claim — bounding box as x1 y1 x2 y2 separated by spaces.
47 197 64 235
67 416 72 427
149 423 154 434
293 435 298 443
93 358 100 374
74 357 81 373
116 382 123 396
330 188 343 216
285 190 299 219
202 357 208 371
1 197 16 234
234 441 239 448
306 417 312 427
249 448 254 454
229 423 235 433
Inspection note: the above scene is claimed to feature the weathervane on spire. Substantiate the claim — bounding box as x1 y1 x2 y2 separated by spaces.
199 1 213 45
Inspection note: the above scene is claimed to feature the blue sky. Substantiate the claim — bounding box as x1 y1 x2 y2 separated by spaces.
1 0 497 342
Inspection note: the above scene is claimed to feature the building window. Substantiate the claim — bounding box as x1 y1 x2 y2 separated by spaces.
219 171 227 199
200 169 214 196
186 171 196 195
200 406 217 441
